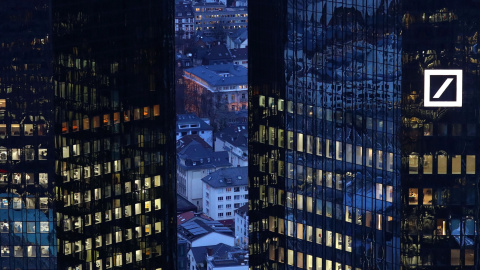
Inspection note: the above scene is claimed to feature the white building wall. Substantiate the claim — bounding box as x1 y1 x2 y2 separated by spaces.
234 212 248 249
204 182 248 221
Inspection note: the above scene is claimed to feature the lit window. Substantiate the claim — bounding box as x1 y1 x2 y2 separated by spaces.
438 154 447 174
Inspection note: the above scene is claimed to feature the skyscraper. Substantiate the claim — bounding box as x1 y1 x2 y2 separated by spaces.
249 0 401 269
401 1 480 267
0 1 176 269
0 1 56 269
250 0 480 269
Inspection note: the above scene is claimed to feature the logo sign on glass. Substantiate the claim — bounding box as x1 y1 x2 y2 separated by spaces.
424 69 462 107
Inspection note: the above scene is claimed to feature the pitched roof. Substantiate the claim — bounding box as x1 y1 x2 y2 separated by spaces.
177 196 198 214
177 113 213 132
176 134 212 153
178 217 233 242
216 124 248 149
190 243 248 269
231 48 248 59
177 141 231 169
201 167 248 188
235 203 248 216
228 28 248 44
177 211 212 225
204 44 232 61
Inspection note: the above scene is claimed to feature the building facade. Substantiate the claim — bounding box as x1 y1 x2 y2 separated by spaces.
183 64 248 126
234 204 248 250
250 0 480 270
0 1 56 269
52 1 177 269
176 1 195 40
249 0 401 269
193 2 248 37
202 167 248 220
178 140 231 210
401 1 480 267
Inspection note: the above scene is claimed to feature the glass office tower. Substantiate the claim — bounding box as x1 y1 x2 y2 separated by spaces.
52 1 176 269
249 0 401 269
0 1 56 269
401 1 480 268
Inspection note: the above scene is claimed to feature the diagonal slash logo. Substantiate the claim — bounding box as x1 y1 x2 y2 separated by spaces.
424 69 462 107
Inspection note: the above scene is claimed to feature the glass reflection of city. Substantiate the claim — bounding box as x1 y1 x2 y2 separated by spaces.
250 0 480 269
0 0 176 269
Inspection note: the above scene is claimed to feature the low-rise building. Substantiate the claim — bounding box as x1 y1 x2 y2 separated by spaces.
226 28 248 49
183 64 248 125
188 243 248 270
178 217 234 248
215 125 248 167
230 48 248 68
201 167 248 220
177 114 214 146
234 204 248 250
177 140 231 210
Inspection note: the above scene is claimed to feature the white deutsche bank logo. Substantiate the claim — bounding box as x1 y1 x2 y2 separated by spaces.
424 69 462 107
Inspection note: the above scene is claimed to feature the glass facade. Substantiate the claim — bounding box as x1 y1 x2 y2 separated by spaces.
52 1 176 269
1 1 176 270
401 1 480 267
249 0 401 269
0 1 56 269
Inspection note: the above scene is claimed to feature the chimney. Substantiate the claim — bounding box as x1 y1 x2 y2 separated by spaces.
206 247 214 256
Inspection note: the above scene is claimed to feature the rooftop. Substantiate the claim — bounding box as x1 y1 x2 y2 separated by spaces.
177 211 212 225
231 48 248 59
177 114 213 132
178 217 233 242
176 134 212 153
184 63 248 88
216 124 248 149
177 196 198 214
190 243 248 269
201 167 248 188
235 204 248 216
178 141 231 169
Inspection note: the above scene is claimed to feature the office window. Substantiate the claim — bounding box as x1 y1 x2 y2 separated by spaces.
409 154 418 174
466 155 475 174
438 154 447 174
314 228 322 246
451 249 460 265
452 155 461 174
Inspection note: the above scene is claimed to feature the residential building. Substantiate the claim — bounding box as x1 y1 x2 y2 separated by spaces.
234 204 248 250
177 211 213 225
177 140 231 210
201 167 248 220
178 196 199 214
175 1 195 40
193 2 247 37
215 125 248 167
178 236 190 270
231 48 248 68
177 114 214 147
178 217 234 248
188 243 248 270
226 28 248 49
203 44 233 65
249 0 401 269
183 64 248 125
